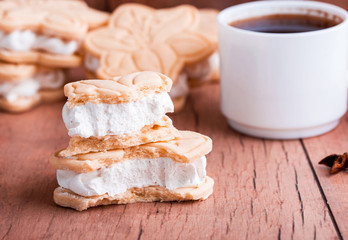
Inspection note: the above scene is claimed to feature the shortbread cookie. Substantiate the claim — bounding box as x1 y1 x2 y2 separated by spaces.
0 62 37 82
50 131 213 211
84 70 188 111
0 88 64 112
39 88 65 103
0 63 66 112
0 0 109 67
185 9 220 87
84 4 214 80
60 116 178 156
50 131 212 172
64 71 172 106
84 4 216 111
0 94 40 112
54 176 214 211
62 72 175 150
0 50 82 68
196 9 219 49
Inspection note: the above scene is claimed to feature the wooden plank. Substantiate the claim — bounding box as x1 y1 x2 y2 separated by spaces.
105 0 252 11
0 84 338 239
171 85 338 239
302 113 348 239
104 0 348 12
84 0 109 11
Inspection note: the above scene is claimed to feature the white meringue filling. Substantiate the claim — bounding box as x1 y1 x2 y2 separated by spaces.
169 72 189 98
0 70 65 102
62 92 174 138
57 156 207 197
185 52 219 81
0 30 79 55
84 53 100 73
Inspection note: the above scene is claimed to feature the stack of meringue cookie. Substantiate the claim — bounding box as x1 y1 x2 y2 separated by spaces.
50 71 214 211
0 0 109 112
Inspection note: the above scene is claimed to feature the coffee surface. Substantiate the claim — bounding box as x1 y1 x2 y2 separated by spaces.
230 14 343 33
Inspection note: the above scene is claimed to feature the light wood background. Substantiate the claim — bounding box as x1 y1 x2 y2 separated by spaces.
1 1 348 239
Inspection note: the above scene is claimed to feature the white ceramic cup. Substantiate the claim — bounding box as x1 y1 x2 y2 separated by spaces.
218 1 348 139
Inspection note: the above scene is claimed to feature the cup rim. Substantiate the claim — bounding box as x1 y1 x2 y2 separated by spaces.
217 0 348 37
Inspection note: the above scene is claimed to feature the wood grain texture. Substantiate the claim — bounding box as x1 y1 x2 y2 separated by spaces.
105 0 249 11
84 0 109 11
302 117 348 239
1 0 348 239
84 0 348 12
172 85 338 239
0 84 339 239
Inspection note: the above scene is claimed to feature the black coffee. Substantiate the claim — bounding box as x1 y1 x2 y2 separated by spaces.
229 13 343 33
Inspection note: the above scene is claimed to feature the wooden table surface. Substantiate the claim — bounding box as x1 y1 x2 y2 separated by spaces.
1 1 348 239
1 81 348 239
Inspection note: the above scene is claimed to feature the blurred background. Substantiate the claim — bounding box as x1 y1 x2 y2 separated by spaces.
85 0 348 11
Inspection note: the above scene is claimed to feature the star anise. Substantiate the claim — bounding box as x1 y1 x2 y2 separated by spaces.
319 153 348 174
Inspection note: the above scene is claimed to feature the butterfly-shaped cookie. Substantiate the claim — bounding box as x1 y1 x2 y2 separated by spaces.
84 4 216 83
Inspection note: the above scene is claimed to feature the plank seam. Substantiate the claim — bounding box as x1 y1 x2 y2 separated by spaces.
1 224 12 240
137 220 143 240
294 167 304 225
300 139 343 240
